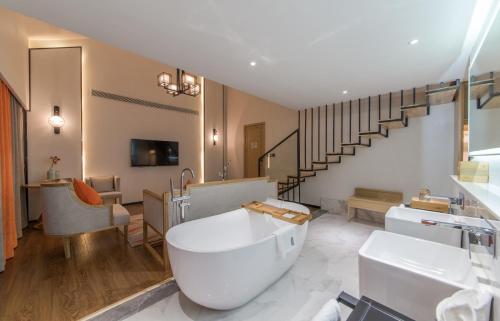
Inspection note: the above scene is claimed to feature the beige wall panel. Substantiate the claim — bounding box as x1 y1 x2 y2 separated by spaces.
226 88 297 179
28 47 82 182
0 7 29 106
203 79 224 181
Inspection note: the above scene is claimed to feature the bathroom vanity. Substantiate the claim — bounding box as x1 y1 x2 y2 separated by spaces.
359 230 478 321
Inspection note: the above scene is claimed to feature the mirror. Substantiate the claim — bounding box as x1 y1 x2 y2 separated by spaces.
468 8 500 155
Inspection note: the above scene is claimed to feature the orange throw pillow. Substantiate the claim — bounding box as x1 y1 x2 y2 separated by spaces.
73 178 103 205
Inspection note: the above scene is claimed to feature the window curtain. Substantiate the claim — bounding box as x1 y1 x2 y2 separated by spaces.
0 80 17 262
0 170 4 272
11 94 27 236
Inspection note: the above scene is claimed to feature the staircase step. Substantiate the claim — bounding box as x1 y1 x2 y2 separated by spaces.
359 130 388 139
470 78 494 99
401 103 428 118
294 171 316 178
278 184 299 195
426 81 459 105
342 142 370 147
379 118 407 129
286 177 306 183
327 153 354 157
325 156 342 163
328 150 355 156
312 164 328 171
313 157 341 164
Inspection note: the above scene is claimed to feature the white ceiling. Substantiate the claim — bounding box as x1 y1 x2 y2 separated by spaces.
0 0 476 109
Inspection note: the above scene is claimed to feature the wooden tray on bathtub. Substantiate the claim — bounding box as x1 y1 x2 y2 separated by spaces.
241 201 311 225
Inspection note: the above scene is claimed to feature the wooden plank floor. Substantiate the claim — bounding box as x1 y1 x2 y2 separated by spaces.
0 205 169 321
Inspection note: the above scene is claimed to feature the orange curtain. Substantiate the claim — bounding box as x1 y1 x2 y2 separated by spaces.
0 80 17 260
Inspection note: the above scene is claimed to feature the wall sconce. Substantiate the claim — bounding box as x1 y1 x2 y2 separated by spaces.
212 128 219 146
48 105 65 134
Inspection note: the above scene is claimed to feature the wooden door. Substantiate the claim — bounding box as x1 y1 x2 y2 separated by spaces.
244 123 265 178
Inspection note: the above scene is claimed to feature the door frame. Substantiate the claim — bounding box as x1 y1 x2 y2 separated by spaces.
244 122 266 178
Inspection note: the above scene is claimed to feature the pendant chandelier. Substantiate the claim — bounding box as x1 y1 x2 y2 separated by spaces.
157 68 201 97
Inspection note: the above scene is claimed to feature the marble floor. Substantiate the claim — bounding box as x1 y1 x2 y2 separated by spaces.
124 213 381 321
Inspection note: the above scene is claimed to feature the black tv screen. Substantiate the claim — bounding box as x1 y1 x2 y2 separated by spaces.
130 139 179 166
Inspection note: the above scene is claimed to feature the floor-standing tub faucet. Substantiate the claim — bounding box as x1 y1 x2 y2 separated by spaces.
180 168 195 197
169 168 195 225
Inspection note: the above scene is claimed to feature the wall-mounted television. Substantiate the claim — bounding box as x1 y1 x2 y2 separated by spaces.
130 139 179 166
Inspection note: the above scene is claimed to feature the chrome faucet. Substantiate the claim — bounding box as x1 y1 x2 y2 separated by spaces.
218 160 231 180
423 192 465 214
169 168 195 225
180 168 195 197
421 217 497 258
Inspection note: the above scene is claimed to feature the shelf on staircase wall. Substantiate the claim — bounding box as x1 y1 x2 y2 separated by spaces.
400 103 428 117
378 118 407 129
425 80 459 105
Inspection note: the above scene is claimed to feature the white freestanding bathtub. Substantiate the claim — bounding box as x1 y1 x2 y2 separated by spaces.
166 199 309 310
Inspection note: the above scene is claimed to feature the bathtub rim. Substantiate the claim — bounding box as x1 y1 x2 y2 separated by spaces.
166 212 308 254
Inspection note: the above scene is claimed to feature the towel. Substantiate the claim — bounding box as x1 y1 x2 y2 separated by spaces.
311 299 341 321
436 289 492 321
272 224 297 259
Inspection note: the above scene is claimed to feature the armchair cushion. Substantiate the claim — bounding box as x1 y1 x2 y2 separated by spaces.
89 176 114 193
73 179 103 205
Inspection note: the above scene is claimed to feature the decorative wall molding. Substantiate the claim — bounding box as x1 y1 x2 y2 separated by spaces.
91 89 199 115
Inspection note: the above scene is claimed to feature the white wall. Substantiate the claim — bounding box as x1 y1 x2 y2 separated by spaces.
300 103 456 206
28 47 82 182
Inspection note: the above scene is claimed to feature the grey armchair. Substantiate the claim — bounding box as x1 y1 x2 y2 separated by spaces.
40 182 130 258
85 176 122 204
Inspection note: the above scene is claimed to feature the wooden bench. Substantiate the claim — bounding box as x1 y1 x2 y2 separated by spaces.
347 188 403 221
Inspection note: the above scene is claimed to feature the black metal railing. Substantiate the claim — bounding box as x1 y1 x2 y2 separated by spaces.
258 128 300 202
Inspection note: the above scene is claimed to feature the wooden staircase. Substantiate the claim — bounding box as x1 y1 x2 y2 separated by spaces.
259 79 460 203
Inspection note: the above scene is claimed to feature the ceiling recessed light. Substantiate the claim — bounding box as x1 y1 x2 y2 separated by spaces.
409 39 419 45
250 61 257 66
342 90 348 95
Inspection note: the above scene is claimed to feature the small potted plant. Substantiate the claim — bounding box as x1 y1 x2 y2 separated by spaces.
47 156 61 180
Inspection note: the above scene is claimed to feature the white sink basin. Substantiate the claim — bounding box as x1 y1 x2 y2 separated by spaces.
385 206 487 247
359 231 478 321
